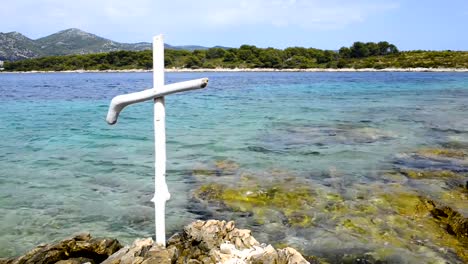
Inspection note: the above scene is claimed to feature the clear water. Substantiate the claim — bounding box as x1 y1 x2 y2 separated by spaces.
0 72 467 261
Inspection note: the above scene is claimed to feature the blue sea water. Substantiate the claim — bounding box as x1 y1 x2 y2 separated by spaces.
0 72 467 261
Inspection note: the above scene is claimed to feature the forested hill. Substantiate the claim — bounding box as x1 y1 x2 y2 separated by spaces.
3 41 468 71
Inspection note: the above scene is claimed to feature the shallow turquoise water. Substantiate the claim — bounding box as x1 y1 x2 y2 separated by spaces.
0 72 467 261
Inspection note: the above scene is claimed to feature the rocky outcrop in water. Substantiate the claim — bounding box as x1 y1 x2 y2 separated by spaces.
103 220 309 264
421 199 468 243
190 155 468 263
0 220 310 264
0 233 122 264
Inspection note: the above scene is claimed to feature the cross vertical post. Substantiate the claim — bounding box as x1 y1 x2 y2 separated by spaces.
152 35 170 246
152 35 171 246
105 34 208 248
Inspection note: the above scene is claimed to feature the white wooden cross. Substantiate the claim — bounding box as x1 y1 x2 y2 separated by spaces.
106 35 208 246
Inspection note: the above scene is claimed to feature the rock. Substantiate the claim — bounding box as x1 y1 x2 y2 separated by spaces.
193 181 316 228
104 220 309 264
422 199 468 242
56 257 95 264
278 247 309 264
1 233 122 264
393 147 468 173
101 238 153 264
400 169 462 179
139 245 174 264
215 160 239 175
417 148 466 159
1 221 310 264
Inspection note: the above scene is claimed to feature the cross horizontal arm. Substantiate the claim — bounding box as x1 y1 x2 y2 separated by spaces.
106 78 208 125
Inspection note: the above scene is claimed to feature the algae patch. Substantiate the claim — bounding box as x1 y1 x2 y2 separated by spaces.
190 156 468 262
417 148 467 159
400 169 462 179
194 183 316 228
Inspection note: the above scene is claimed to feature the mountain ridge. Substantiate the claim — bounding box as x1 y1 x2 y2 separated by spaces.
0 28 217 61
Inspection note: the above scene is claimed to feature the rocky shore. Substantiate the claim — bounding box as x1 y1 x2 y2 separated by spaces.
0 220 312 264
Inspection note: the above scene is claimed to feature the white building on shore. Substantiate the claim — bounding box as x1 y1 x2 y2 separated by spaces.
0 60 4 70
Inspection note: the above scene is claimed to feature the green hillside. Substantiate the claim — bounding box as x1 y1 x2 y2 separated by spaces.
34 29 127 56
4 42 468 71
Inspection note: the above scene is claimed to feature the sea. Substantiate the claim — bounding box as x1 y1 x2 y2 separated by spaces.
0 72 467 262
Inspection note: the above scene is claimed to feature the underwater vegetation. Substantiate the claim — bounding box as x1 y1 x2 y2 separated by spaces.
194 182 316 228
417 148 466 159
189 144 468 263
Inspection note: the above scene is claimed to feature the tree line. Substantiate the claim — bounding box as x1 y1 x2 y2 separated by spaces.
3 41 468 71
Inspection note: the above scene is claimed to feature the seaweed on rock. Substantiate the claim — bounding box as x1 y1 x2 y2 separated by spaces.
194 182 316 228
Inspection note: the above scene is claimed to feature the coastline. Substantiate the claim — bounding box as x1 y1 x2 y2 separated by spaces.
1 67 468 74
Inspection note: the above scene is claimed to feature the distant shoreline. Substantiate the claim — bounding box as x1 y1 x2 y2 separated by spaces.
2 67 468 73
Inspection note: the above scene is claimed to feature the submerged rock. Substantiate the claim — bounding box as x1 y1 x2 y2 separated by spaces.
0 233 122 264
193 182 316 228
191 159 241 181
422 199 468 243
393 146 468 174
187 156 468 262
442 141 468 150
400 169 464 179
261 125 397 151
417 148 467 159
374 189 468 262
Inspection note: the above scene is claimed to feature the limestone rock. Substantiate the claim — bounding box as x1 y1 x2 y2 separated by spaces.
105 220 309 264
55 257 95 264
1 233 122 264
101 238 153 264
1 220 310 264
